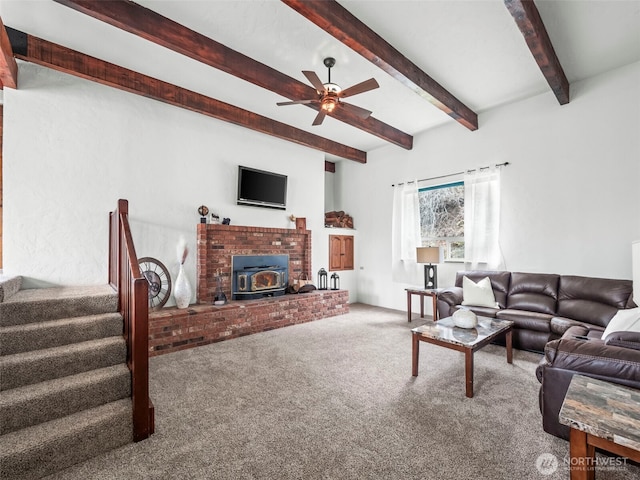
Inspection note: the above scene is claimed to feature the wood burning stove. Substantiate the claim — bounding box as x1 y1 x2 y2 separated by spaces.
232 254 288 300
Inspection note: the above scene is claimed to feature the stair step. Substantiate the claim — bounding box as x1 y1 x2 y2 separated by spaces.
0 312 123 355
0 285 118 327
0 398 132 480
0 336 126 391
0 275 22 303
0 364 131 435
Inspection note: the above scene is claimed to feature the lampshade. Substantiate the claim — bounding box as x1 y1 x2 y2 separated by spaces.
416 247 441 264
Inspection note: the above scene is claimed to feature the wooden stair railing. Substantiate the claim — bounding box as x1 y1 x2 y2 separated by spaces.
109 199 154 441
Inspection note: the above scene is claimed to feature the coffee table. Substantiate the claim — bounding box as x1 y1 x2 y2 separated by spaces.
411 316 513 398
559 375 640 480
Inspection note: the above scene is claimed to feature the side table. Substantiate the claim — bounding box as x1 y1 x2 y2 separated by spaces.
559 374 640 480
405 288 441 322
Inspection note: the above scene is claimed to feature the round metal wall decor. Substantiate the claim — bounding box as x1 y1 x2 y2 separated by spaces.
138 257 172 309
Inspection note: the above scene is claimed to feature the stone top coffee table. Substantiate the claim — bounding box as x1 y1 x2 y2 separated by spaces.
411 316 513 398
559 374 640 480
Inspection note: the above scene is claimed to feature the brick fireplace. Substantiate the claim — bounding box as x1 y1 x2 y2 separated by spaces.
147 223 348 357
197 224 311 303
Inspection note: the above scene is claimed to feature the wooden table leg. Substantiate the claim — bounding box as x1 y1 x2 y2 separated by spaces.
506 329 513 364
569 428 596 480
465 349 474 398
407 290 412 322
412 333 419 376
432 294 438 321
420 293 424 318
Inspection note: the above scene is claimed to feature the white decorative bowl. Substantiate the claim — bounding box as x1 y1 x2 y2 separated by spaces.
452 309 478 329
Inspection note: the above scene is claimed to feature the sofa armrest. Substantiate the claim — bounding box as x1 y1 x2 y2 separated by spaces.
438 286 463 307
537 328 640 439
436 286 463 319
544 334 640 382
604 331 640 351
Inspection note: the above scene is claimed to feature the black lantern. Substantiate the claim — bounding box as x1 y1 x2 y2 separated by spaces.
330 272 340 290
318 268 328 290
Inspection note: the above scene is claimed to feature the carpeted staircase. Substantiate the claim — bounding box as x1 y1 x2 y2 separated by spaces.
0 275 134 479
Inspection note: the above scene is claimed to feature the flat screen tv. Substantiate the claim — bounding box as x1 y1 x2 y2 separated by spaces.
237 166 288 210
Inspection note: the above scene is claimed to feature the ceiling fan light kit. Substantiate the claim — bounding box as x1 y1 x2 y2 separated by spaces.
277 57 379 126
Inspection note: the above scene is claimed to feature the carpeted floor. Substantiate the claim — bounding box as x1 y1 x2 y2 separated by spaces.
44 304 640 479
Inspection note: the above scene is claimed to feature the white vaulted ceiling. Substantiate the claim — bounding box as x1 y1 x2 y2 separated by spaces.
1 0 639 159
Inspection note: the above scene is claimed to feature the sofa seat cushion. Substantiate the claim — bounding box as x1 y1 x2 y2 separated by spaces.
562 325 604 340
451 304 499 318
506 272 559 315
496 309 552 332
550 317 589 336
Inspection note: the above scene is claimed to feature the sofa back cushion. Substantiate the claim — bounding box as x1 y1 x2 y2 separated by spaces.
557 275 634 327
455 271 511 309
507 272 559 315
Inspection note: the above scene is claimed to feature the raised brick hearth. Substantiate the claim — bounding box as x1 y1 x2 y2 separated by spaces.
149 290 349 356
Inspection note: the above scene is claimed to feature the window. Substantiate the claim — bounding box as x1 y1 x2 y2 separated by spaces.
418 181 464 261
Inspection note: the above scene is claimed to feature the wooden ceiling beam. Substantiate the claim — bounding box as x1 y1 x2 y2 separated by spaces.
281 0 478 131
0 18 18 89
504 0 570 105
53 0 412 150
7 28 366 164
324 161 335 173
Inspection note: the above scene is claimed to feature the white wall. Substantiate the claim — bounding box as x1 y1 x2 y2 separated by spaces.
4 61 639 312
339 61 640 315
324 171 335 213
3 62 330 304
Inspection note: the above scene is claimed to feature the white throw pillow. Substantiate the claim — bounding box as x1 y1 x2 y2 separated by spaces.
601 307 640 340
461 276 499 309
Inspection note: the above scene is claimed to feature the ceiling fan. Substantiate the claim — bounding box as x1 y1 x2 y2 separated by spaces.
277 57 379 126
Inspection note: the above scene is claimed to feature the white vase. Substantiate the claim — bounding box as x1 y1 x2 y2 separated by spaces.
174 264 192 309
452 308 478 329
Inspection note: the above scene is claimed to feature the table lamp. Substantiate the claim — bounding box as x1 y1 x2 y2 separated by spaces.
416 246 441 289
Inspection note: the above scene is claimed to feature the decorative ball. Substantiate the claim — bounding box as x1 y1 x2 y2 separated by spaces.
452 309 478 329
198 205 209 217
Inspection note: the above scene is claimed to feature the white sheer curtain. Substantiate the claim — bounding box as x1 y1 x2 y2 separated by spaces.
391 181 422 284
464 165 503 269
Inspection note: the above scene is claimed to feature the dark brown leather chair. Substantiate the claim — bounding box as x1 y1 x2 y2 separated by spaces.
536 325 640 439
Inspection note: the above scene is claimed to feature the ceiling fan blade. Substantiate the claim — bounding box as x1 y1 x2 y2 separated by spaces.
276 99 317 106
302 70 326 93
340 102 372 119
339 78 379 98
312 110 326 126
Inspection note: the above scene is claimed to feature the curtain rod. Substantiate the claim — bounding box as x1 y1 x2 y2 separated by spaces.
391 162 510 187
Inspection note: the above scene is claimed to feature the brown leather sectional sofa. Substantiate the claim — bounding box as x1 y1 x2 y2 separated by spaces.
437 270 638 440
436 270 635 352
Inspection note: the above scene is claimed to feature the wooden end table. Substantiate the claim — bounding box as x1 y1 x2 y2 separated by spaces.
406 288 441 322
411 316 513 398
559 374 640 480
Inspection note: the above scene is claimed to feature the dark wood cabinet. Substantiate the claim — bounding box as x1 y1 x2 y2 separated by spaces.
329 235 354 271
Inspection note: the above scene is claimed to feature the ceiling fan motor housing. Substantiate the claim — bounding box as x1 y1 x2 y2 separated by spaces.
324 83 341 94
